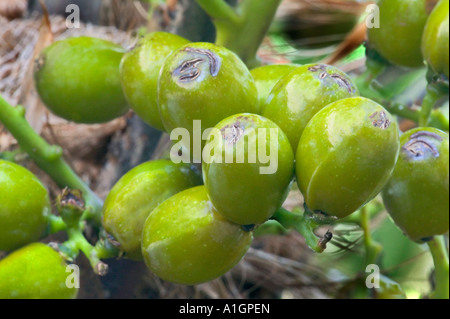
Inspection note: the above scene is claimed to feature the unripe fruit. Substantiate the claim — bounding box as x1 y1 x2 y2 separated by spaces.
103 160 202 259
34 36 129 123
158 42 259 151
382 128 449 241
296 97 400 219
120 32 189 131
367 0 435 68
263 63 358 153
250 64 298 113
0 243 78 299
0 160 50 252
141 186 253 285
422 0 449 78
202 113 294 225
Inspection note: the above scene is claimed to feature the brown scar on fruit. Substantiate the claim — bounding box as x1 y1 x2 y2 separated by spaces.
185 47 221 76
369 111 391 129
308 64 327 72
221 122 245 145
403 131 442 159
173 57 203 82
330 74 354 94
173 48 221 82
319 71 328 79
308 65 354 94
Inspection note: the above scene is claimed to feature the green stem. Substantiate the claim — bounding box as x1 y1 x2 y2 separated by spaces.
272 207 331 253
0 95 103 224
65 227 108 275
360 206 382 266
419 84 445 127
196 0 240 23
56 196 118 275
427 236 449 299
339 199 384 226
47 214 67 234
197 0 282 68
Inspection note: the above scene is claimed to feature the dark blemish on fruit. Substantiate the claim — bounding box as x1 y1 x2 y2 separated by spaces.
173 48 221 83
369 111 391 129
185 47 221 76
410 131 443 141
221 122 245 145
330 74 353 94
319 71 328 79
403 131 442 160
172 57 204 82
308 64 327 72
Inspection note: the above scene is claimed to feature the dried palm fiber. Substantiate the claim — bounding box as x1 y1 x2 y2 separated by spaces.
0 0 27 20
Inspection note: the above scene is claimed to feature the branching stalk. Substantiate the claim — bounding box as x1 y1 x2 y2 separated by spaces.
360 206 382 266
419 84 445 127
272 207 332 253
0 95 103 224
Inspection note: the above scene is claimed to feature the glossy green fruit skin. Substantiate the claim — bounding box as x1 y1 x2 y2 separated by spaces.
203 113 295 225
296 97 400 219
250 64 299 113
103 160 202 260
382 128 449 241
141 186 252 285
422 0 449 78
34 36 129 123
263 63 358 153
0 243 78 299
158 42 259 141
120 32 189 131
367 0 432 68
0 160 50 252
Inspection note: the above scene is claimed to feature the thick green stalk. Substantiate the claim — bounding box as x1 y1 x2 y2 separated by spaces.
196 0 240 23
419 84 445 127
360 206 382 266
427 236 449 299
47 215 67 234
0 95 103 224
197 0 282 68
